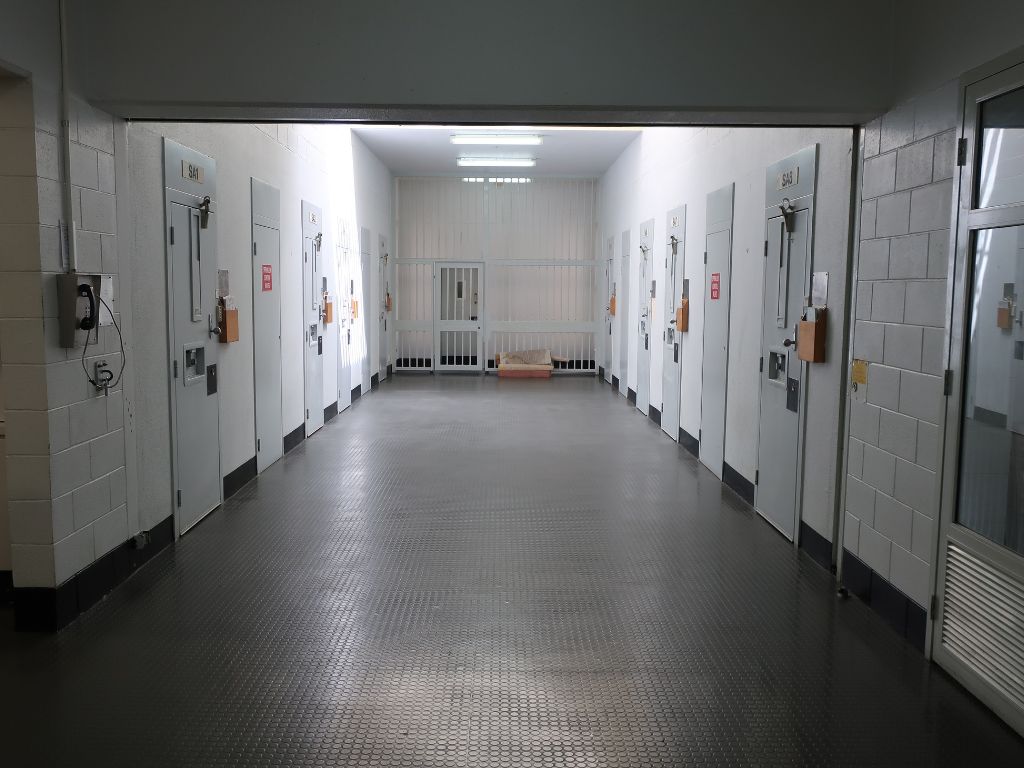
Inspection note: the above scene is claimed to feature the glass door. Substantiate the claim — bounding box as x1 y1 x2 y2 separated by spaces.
935 63 1024 737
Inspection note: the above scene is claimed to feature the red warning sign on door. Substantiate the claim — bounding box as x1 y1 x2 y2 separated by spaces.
261 264 273 291
710 272 721 300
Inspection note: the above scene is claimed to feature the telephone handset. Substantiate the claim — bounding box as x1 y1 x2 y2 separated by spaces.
78 283 98 331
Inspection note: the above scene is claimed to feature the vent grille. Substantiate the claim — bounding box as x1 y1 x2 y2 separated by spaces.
941 542 1024 712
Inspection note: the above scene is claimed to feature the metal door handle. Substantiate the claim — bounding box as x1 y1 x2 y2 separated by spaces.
783 338 795 348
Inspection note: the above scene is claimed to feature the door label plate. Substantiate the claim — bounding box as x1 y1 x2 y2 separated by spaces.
181 160 205 184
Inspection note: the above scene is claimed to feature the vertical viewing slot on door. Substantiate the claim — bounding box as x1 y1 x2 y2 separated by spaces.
189 211 202 321
776 225 789 328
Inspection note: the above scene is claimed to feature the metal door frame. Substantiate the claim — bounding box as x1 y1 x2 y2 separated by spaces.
163 142 221 539
932 57 1024 736
433 261 484 372
753 145 818 544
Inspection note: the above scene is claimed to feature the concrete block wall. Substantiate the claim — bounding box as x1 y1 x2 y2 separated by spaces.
0 75 126 589
843 81 958 609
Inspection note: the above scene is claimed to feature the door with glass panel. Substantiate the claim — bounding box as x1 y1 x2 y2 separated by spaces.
935 63 1024 738
434 262 483 372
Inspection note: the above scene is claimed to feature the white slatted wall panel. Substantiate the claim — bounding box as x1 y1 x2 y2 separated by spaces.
395 178 598 372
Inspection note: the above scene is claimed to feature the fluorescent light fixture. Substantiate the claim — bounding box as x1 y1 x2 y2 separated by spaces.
463 177 532 184
451 134 543 146
457 157 536 168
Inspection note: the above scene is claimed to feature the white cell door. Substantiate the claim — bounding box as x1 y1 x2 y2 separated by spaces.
379 235 390 381
252 222 283 472
661 206 685 441
699 183 735 479
619 231 630 396
605 238 614 383
637 219 654 416
169 200 221 534
434 262 483 372
755 210 809 540
302 201 324 436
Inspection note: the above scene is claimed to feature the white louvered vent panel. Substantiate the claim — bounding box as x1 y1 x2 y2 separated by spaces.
941 542 1024 712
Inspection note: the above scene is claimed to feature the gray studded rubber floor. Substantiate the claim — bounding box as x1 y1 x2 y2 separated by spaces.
2 375 1022 766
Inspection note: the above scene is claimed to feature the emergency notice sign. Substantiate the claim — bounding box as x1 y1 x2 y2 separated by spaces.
261 264 273 291
710 272 721 300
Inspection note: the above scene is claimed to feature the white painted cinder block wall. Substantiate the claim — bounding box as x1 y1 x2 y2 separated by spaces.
597 127 854 540
843 81 959 608
0 66 128 587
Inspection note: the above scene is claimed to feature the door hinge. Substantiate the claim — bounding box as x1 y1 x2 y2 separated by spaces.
755 469 759 485
169 226 175 245
698 428 702 441
253 242 256 256
943 369 954 396
306 409 310 420
759 356 764 373
176 490 182 508
173 359 178 379
763 240 768 258
956 137 968 167
257 438 261 452
703 251 708 265
930 594 938 616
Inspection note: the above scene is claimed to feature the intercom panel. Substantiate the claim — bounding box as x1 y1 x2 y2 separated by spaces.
56 272 114 348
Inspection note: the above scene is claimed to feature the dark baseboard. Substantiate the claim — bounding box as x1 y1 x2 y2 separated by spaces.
351 384 362 401
611 375 619 390
722 461 755 506
283 424 305 454
223 456 257 500
0 570 12 606
842 549 927 652
14 515 174 632
973 405 1007 429
648 406 661 426
627 388 636 404
387 363 393 376
799 521 833 572
598 366 605 378
324 401 339 423
371 373 380 389
679 428 699 457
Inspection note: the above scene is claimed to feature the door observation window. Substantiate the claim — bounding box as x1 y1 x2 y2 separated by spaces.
956 224 1024 555
977 86 1024 209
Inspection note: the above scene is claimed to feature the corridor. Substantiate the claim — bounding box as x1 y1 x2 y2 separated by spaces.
1 377 1021 766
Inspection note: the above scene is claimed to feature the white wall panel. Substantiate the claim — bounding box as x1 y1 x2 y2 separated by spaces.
395 179 598 370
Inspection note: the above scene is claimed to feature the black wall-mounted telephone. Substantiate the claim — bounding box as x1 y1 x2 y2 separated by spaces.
78 283 97 331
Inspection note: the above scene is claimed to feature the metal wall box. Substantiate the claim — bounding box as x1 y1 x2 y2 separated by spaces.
797 307 826 363
676 298 689 332
219 308 239 343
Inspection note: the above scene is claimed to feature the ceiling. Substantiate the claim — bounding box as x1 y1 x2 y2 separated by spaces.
351 126 641 178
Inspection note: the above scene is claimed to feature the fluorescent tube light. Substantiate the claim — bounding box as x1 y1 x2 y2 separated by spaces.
457 157 536 168
451 135 543 146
